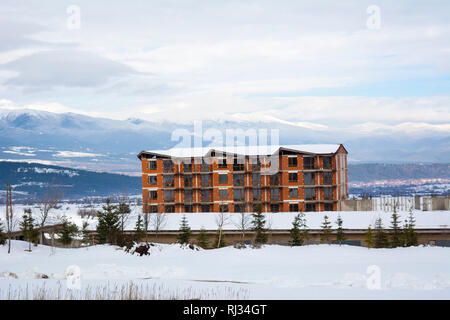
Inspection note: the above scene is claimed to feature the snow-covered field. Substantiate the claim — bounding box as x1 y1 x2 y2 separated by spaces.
1 240 450 300
2 203 450 232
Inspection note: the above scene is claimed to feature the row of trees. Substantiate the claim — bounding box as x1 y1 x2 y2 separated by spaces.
172 206 419 249
365 208 418 248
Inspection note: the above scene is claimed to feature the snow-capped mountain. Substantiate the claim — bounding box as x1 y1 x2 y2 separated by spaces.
0 108 449 175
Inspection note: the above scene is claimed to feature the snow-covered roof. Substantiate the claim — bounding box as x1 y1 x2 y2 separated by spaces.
139 144 342 159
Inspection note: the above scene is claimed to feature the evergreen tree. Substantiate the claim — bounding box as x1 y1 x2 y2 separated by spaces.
0 221 5 245
289 213 304 246
80 221 90 246
403 210 418 247
196 227 210 249
213 230 226 248
135 214 145 243
374 217 389 248
335 215 346 245
177 215 191 245
364 224 375 248
20 209 37 251
96 198 121 244
390 208 403 248
320 215 332 244
57 217 79 246
251 204 268 246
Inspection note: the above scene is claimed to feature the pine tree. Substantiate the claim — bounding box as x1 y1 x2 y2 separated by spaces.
374 217 389 248
0 220 5 245
20 209 37 251
390 208 403 248
57 217 79 246
289 213 303 246
96 198 121 244
177 215 191 245
335 215 346 245
251 204 268 246
403 210 418 247
196 227 210 249
320 215 332 244
364 224 375 248
213 230 226 248
80 221 90 246
135 214 145 243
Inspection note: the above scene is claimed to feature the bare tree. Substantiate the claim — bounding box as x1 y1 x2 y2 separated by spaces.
232 211 252 245
117 193 133 235
215 211 229 248
5 184 15 254
149 213 168 242
37 185 63 244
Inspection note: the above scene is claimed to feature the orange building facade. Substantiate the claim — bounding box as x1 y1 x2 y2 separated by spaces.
137 144 348 213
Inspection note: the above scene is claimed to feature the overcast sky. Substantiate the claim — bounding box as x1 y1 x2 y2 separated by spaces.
0 0 449 137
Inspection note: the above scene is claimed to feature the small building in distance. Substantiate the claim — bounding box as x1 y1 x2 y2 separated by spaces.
137 144 348 213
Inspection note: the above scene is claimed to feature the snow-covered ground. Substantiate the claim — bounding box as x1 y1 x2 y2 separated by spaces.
1 203 450 232
1 240 450 299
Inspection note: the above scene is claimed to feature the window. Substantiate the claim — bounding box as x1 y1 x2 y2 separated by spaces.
233 173 244 186
184 205 193 213
219 189 228 200
288 157 298 167
288 172 298 183
219 204 229 212
219 174 228 184
304 172 315 185
234 188 245 201
201 174 210 187
201 190 211 202
289 188 298 198
201 159 210 172
253 188 261 201
164 190 174 202
252 158 261 171
201 204 211 212
149 190 157 200
184 190 192 202
164 205 175 213
148 205 158 213
184 174 192 187
252 173 261 186
148 160 157 170
163 175 174 187
305 188 316 200
305 203 316 212
218 158 228 169
163 160 174 172
324 187 333 200
323 172 332 185
324 203 334 211
270 174 279 186
233 157 244 171
234 203 245 212
323 156 332 169
148 175 157 185
303 157 315 170
270 204 279 212
270 188 279 200
289 203 299 212
184 162 192 172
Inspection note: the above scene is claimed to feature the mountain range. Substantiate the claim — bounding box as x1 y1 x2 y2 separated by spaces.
0 108 449 175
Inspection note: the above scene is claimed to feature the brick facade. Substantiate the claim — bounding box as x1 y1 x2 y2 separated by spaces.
138 145 348 213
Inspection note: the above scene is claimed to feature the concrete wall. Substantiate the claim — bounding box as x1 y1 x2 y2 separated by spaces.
341 199 374 211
